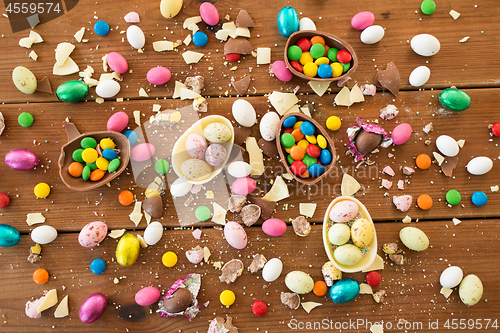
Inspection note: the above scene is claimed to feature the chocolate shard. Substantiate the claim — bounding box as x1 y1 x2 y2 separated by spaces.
248 253 267 273
233 127 252 146
258 138 279 159
231 75 251 96
389 254 404 265
236 9 254 28
249 197 276 219
228 195 246 213
36 76 53 94
280 292 300 310
291 216 311 236
376 62 400 96
373 290 386 303
208 316 238 333
142 195 163 218
441 157 458 177
224 38 253 55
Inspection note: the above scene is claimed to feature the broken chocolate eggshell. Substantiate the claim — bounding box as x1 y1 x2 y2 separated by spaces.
142 196 163 218
161 288 192 313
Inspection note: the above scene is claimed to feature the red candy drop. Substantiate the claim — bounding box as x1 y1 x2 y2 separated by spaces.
492 122 500 137
290 61 303 73
226 53 241 62
366 271 381 287
296 37 312 52
306 144 321 158
337 50 352 64
291 160 307 175
252 300 267 316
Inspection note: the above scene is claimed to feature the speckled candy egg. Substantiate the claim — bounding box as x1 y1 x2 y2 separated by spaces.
328 223 351 245
205 144 227 167
329 200 359 223
262 218 287 236
334 244 363 266
259 112 280 141
181 159 212 180
399 226 429 251
231 177 256 195
79 221 108 248
12 66 37 94
135 286 160 306
203 123 232 143
440 266 464 288
224 221 247 249
284 271 314 294
350 218 374 248
391 123 412 145
329 278 359 303
185 134 207 159
5 149 40 171
459 274 483 306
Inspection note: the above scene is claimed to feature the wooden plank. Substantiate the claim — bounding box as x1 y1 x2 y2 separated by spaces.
1 0 500 103
0 221 497 332
1 88 499 232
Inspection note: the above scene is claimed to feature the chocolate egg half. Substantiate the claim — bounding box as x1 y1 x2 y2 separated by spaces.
162 288 192 313
354 130 382 155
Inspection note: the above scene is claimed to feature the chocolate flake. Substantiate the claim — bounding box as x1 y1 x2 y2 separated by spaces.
373 290 386 303
235 9 254 28
240 204 261 226
248 254 267 273
375 62 400 96
184 76 204 95
389 254 404 265
258 138 279 158
280 292 300 310
441 157 458 177
36 76 53 94
224 38 253 55
208 315 239 333
228 195 246 213
233 127 252 146
249 197 276 219
382 242 398 254
219 259 244 284
231 75 251 96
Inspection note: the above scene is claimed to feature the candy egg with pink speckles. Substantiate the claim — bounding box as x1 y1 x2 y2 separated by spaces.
79 221 108 248
205 144 226 167
185 134 207 159
259 112 280 141
224 221 247 249
329 200 359 223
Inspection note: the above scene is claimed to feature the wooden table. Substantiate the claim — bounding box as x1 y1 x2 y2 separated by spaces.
1 0 499 332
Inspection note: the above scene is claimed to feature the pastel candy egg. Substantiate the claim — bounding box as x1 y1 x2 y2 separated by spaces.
334 244 363 266
135 287 160 306
224 221 248 249
126 25 146 49
360 25 385 44
0 224 21 247
96 80 121 98
399 226 429 251
259 112 280 141
466 156 493 175
227 161 252 178
436 135 459 157
107 111 129 132
262 258 283 282
79 221 108 248
160 0 182 18
284 271 314 294
181 159 212 180
107 52 128 74
79 293 107 323
329 278 359 303
56 80 89 103
277 6 299 38
459 274 483 306
144 221 163 245
203 123 232 142
411 34 440 56
391 123 412 145
440 266 464 288
185 134 207 159
409 65 431 87
205 144 227 167
31 225 58 244
170 178 193 197
12 66 37 94
351 11 375 30
272 60 293 82
350 218 374 247
124 12 140 23
262 218 287 236
329 200 359 222
132 143 156 162
147 67 171 85
200 2 219 25
232 99 256 127
328 223 351 245
5 149 40 170
231 177 256 195
299 17 316 31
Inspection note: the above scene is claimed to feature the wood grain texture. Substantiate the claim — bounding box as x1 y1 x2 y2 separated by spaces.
1 0 500 103
1 89 499 233
0 222 498 333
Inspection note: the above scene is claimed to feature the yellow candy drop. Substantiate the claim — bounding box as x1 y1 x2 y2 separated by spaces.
331 62 343 78
34 183 50 198
162 251 177 267
220 290 235 307
305 135 317 144
81 148 98 163
317 135 327 149
96 157 109 171
297 139 309 150
326 116 342 131
100 138 115 150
